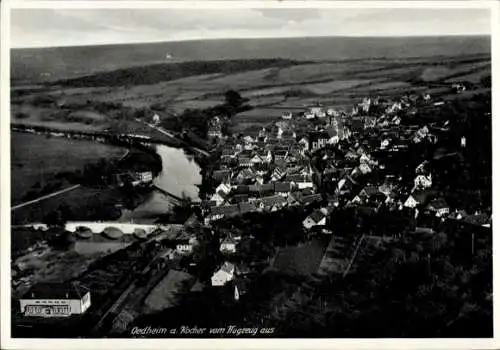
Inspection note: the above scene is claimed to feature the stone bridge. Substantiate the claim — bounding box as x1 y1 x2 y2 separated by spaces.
64 222 160 235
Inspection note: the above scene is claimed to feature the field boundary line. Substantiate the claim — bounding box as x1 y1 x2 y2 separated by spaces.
342 234 366 278
11 184 81 211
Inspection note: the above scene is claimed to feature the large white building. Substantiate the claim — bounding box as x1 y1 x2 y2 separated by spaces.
19 282 91 317
211 262 235 286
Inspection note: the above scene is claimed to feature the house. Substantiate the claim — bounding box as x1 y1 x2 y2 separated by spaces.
452 83 466 93
360 97 372 113
386 102 402 114
286 174 314 189
337 175 357 195
299 193 323 206
462 213 492 227
221 146 238 159
250 154 264 165
215 182 232 196
448 209 469 221
280 130 296 141
238 157 253 168
234 168 255 185
212 169 232 184
231 194 249 204
303 209 327 229
304 111 315 119
220 236 237 254
274 182 292 197
358 163 372 175
327 193 341 207
378 181 396 197
359 152 371 164
310 106 326 118
127 171 153 186
326 127 339 145
243 135 255 144
257 183 274 196
298 136 310 154
274 150 288 162
358 185 383 201
380 138 391 150
287 194 300 206
175 232 198 254
282 111 293 120
322 163 339 182
415 161 430 175
19 282 91 317
426 198 450 217
391 116 401 125
211 262 236 287
256 150 273 163
204 205 239 224
309 131 330 151
327 108 338 117
200 200 217 215
345 150 359 160
412 126 430 143
184 213 199 227
413 174 432 191
364 116 377 129
255 175 265 185
210 190 229 206
208 117 223 139
271 166 287 182
238 201 257 215
256 195 288 211
152 113 161 125
403 191 429 209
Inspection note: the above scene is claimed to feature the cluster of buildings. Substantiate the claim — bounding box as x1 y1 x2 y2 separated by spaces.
200 111 354 226
17 85 490 319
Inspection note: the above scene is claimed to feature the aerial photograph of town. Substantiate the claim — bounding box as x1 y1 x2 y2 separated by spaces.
5 3 493 342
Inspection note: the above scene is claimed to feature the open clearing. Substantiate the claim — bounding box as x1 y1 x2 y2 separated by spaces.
272 236 330 276
143 269 195 313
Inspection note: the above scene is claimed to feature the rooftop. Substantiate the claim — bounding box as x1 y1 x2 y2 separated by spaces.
22 282 89 300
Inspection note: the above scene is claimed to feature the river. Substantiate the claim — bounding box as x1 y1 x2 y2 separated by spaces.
119 145 202 223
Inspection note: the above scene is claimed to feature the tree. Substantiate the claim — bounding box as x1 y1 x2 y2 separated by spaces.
224 90 244 109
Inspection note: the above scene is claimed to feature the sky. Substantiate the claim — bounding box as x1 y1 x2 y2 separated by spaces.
10 7 492 48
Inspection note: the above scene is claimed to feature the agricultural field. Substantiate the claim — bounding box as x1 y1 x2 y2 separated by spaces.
11 52 491 136
11 133 125 205
11 104 108 132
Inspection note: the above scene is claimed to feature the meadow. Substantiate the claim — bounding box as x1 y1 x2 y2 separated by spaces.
11 133 125 205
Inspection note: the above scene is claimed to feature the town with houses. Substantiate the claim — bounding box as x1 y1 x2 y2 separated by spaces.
13 82 492 337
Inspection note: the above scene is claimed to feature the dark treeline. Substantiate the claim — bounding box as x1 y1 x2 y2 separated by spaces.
50 59 303 87
161 89 252 142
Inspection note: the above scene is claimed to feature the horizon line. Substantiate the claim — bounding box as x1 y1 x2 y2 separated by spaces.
10 33 491 50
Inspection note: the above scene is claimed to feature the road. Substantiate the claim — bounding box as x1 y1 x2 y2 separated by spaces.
138 119 210 157
11 184 81 211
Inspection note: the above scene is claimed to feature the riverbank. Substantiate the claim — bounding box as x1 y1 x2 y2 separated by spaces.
11 130 164 224
117 145 202 223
